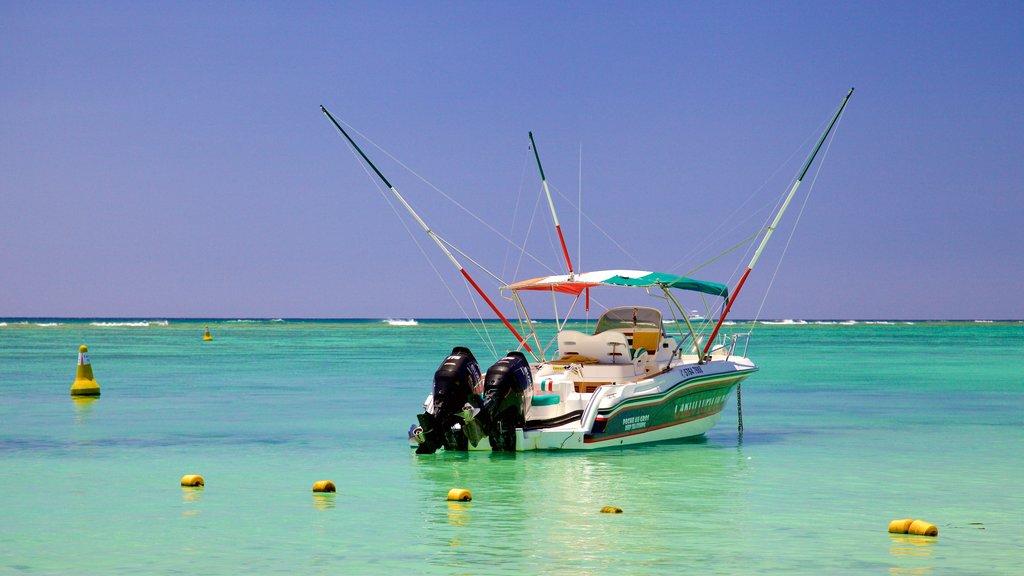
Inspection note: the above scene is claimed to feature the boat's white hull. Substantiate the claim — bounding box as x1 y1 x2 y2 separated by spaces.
417 358 757 452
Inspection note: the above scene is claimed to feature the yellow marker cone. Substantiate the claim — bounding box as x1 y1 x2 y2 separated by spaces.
203 325 213 341
70 345 100 397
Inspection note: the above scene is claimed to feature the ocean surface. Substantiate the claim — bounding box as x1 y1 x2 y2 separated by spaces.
1 319 1021 575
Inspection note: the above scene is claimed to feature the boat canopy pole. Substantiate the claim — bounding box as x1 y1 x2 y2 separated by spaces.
703 88 854 356
321 105 533 354
529 132 575 278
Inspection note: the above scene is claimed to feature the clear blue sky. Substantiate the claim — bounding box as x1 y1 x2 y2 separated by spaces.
2 1 1021 319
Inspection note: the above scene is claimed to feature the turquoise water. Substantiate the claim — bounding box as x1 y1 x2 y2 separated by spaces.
1 319 1022 575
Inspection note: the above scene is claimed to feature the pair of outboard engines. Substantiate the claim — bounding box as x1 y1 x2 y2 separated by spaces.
413 346 532 454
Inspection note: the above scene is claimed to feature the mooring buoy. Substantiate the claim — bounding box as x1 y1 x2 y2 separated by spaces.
70 345 101 397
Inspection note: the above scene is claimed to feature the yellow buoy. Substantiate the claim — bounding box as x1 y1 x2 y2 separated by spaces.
70 345 101 397
447 488 472 502
203 325 213 341
888 518 914 534
600 506 623 514
181 474 205 487
312 480 336 493
908 519 938 537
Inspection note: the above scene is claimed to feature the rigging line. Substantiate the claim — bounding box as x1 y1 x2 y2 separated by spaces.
351 142 496 349
665 119 828 275
337 117 559 275
751 104 847 329
679 228 769 277
461 275 500 359
442 238 509 288
513 178 549 283
548 181 645 268
501 148 533 280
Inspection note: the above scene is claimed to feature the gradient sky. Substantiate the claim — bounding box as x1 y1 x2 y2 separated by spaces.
2 1 1021 320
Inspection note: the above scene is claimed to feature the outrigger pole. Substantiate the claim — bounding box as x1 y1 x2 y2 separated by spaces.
321 105 533 353
529 132 574 278
702 88 854 357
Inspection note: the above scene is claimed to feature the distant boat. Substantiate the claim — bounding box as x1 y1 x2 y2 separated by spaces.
688 310 706 322
384 318 418 326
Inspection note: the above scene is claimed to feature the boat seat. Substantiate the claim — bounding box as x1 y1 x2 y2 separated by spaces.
557 330 631 364
631 330 661 355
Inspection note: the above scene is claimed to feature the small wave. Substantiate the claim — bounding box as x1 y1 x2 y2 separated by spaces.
722 321 736 325
813 321 837 325
864 321 894 325
760 319 808 325
974 320 994 323
384 318 418 326
227 319 258 323
270 318 285 322
35 322 64 327
90 321 169 327
839 320 858 325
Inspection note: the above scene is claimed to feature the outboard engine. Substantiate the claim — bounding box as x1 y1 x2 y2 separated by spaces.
415 346 482 454
481 351 532 452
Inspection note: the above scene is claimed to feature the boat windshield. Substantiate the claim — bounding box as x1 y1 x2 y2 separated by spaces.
594 306 663 335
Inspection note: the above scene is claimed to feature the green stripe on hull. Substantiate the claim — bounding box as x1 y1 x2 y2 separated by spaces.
584 369 755 443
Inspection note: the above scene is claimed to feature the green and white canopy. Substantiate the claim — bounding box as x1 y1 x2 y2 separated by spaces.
504 270 728 299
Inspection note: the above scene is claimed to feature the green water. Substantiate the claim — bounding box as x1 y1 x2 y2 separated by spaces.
1 320 1022 574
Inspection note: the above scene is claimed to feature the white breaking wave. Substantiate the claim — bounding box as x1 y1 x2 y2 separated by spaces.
760 319 808 325
35 322 64 327
90 320 169 327
384 318 418 326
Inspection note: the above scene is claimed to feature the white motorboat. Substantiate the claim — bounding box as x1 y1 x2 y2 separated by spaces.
321 88 853 452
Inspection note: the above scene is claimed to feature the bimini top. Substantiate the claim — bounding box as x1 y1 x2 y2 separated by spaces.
504 270 728 299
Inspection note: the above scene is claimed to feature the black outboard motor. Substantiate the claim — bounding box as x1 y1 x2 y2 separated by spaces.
481 351 532 452
415 346 482 454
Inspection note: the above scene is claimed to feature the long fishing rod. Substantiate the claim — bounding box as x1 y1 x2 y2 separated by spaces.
529 132 575 278
321 105 533 354
702 87 854 357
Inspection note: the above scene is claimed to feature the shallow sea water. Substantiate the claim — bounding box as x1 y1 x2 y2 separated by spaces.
1 319 1022 575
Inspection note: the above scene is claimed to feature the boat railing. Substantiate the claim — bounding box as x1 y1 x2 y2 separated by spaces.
579 386 614 431
726 332 751 359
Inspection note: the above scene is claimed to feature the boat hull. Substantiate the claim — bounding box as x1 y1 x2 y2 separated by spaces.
459 360 756 451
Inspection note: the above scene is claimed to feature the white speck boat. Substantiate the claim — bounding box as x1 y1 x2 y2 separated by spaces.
322 88 853 451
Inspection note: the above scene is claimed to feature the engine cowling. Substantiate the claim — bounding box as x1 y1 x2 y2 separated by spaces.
415 346 482 454
482 351 532 452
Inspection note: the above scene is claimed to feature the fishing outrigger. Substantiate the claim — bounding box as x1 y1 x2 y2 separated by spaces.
322 88 853 451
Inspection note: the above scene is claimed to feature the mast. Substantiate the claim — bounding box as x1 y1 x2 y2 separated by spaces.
702 88 854 357
529 132 574 278
321 105 533 353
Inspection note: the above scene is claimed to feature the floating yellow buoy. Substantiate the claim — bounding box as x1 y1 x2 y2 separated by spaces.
70 345 101 397
888 518 937 536
600 506 623 514
203 325 213 341
888 518 914 534
312 480 336 493
908 520 938 537
181 474 205 487
447 488 472 502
